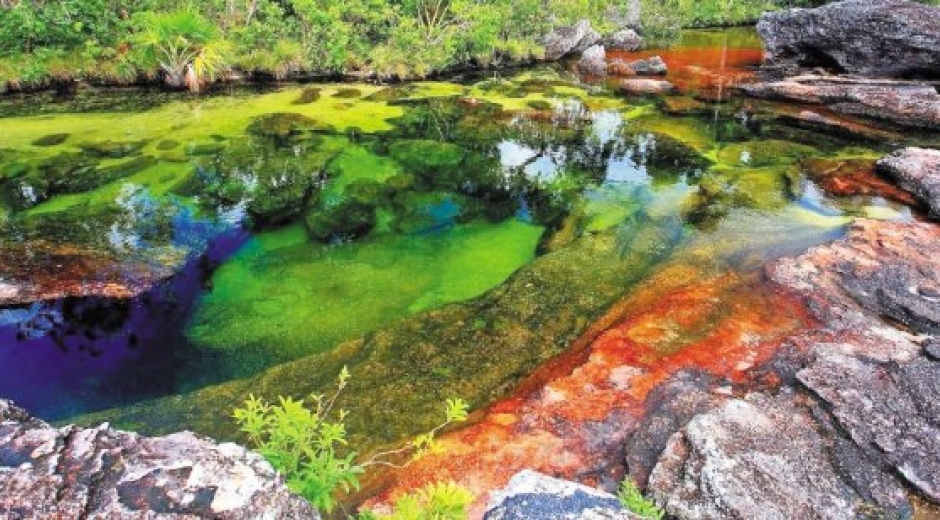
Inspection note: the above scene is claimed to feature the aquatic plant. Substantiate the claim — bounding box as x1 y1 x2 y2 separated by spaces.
233 367 469 513
617 478 664 520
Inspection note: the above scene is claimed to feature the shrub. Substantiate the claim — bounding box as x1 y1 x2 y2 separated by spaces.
233 367 470 513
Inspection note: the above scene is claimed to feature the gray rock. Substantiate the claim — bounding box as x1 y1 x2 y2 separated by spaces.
617 79 675 96
926 336 940 359
757 0 940 78
627 56 667 76
0 400 316 519
739 75 940 130
798 353 940 503
878 147 940 218
544 20 601 61
485 470 635 520
647 393 905 519
606 28 644 52
578 45 608 76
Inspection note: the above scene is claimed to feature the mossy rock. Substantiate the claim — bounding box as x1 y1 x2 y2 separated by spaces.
730 167 794 210
390 191 482 234
1 162 30 180
304 199 377 242
716 140 817 168
186 142 227 156
364 86 415 102
333 88 363 99
31 133 70 147
344 179 393 206
94 155 159 184
246 112 332 142
386 173 416 192
388 139 466 178
624 132 713 181
526 99 553 111
77 140 148 158
293 87 322 105
156 140 181 151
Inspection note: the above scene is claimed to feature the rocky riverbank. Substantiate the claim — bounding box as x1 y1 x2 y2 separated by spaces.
0 400 316 518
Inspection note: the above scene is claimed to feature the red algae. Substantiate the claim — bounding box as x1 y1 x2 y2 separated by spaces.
363 264 814 518
608 46 763 95
801 157 923 207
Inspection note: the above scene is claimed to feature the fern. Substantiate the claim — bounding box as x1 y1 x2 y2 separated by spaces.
360 481 473 520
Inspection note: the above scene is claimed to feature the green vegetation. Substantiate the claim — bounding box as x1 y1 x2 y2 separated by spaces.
358 482 474 520
617 478 664 520
233 367 470 513
0 0 786 92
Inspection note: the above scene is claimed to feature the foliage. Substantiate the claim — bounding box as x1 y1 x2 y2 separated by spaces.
617 478 665 520
130 10 232 90
233 367 469 513
358 481 474 520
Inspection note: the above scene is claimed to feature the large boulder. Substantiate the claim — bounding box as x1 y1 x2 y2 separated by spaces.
0 400 317 519
484 470 635 520
544 20 601 61
757 0 940 78
878 147 940 218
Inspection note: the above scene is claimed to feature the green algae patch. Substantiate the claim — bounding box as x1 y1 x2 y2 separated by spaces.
185 218 544 373
78 213 685 449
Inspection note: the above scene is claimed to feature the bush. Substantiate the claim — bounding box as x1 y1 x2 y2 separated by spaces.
233 367 470 513
617 478 664 520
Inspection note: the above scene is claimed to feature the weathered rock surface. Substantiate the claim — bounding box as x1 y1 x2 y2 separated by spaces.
605 28 644 52
0 400 316 519
878 147 940 217
485 470 635 520
0 240 185 307
638 219 940 518
544 20 601 61
617 79 675 96
609 56 667 77
577 45 608 77
740 75 940 129
757 0 940 78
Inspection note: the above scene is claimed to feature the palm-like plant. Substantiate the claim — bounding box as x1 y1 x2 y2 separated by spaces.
132 10 232 92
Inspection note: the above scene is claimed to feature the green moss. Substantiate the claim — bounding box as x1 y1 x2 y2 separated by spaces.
185 218 544 371
388 139 465 179
293 87 322 105
31 133 70 147
715 140 818 167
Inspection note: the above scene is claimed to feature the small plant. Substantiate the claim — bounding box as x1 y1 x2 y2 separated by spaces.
233 367 470 513
358 481 474 520
617 478 664 520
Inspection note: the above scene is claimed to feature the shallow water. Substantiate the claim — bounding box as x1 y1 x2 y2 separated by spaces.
0 29 925 433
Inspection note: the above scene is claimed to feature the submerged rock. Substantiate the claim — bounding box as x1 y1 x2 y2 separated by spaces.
617 79 675 96
877 147 940 218
0 399 316 519
484 470 633 520
757 0 940 78
544 20 601 61
609 56 667 77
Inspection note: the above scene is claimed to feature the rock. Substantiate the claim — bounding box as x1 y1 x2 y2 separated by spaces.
739 75 940 130
0 240 185 306
544 20 601 61
304 198 377 243
648 393 906 519
659 97 708 116
757 0 940 78
781 109 900 142
617 79 675 96
877 147 940 218
927 337 940 360
484 470 634 520
578 45 607 76
609 56 667 77
628 56 667 76
31 133 70 147
606 28 644 52
798 353 940 502
0 399 316 519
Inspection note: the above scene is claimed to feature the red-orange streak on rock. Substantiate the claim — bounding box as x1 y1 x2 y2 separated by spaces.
365 265 815 518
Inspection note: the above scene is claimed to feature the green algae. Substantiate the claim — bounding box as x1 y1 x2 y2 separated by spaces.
185 218 544 374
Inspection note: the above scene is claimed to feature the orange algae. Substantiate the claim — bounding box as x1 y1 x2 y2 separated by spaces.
364 264 815 517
